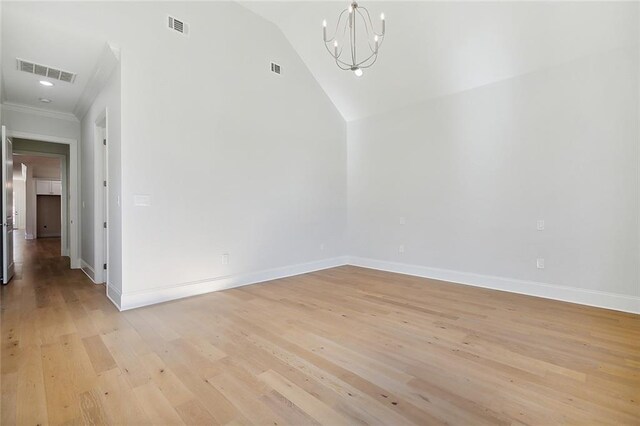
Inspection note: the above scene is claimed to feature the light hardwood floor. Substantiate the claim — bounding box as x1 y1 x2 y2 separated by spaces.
1 236 639 425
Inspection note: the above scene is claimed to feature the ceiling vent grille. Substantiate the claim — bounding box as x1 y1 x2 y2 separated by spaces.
16 59 76 83
270 62 281 75
168 16 188 35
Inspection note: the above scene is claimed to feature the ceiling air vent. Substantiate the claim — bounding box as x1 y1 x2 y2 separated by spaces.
168 16 188 35
16 59 76 83
270 62 281 75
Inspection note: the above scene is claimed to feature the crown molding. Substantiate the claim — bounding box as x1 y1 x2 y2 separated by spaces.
74 42 120 120
1 102 79 123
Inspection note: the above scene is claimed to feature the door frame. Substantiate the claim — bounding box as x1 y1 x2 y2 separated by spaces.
6 130 79 269
14 151 67 253
94 110 108 284
2 127 15 284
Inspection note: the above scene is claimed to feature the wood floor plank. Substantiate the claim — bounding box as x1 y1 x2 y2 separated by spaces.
258 369 351 425
82 335 117 374
1 233 639 425
15 344 48 426
133 382 185 425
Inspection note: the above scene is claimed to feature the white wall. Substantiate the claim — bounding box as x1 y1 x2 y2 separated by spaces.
13 176 25 230
348 46 640 312
38 2 346 308
1 2 346 309
80 66 121 294
117 2 346 308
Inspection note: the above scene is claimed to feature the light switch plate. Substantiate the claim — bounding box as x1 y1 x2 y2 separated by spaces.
537 220 545 231
537 258 545 269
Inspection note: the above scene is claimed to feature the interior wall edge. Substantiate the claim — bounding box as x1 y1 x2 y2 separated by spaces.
348 256 640 315
80 259 99 284
117 256 350 311
106 283 122 311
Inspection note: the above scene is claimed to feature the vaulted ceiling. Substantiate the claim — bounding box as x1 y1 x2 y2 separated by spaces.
242 1 639 121
1 1 638 121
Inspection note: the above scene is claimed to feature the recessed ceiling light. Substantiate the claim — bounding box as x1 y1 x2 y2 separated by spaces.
39 80 54 87
39 98 52 103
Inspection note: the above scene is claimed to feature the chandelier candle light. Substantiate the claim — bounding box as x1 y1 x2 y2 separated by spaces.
323 1 385 77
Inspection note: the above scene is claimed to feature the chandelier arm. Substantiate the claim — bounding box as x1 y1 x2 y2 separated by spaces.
323 43 350 67
335 60 352 71
358 6 384 37
356 8 378 54
354 51 378 68
323 42 358 68
325 9 349 43
351 8 356 66
362 53 379 69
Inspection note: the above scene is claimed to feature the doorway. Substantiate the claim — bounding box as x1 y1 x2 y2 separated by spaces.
7 135 75 268
13 153 66 249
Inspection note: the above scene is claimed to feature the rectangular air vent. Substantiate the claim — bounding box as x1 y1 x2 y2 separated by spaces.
16 59 76 84
168 16 189 35
270 62 281 75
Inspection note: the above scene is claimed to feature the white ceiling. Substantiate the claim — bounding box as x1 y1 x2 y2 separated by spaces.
13 154 61 180
242 1 639 121
1 4 106 113
1 2 637 121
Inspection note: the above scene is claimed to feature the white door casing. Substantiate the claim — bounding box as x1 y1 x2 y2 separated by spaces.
2 126 15 284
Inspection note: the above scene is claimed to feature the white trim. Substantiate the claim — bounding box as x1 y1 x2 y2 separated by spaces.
347 257 640 314
7 130 80 269
81 259 99 284
94 111 108 285
8 130 75 145
117 256 349 311
1 102 79 123
107 284 122 310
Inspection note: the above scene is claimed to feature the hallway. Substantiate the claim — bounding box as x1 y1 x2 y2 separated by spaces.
0 233 111 425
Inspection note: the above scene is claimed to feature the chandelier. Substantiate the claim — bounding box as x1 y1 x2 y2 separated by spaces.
322 1 386 77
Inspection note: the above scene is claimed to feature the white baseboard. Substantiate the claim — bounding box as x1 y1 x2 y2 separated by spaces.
25 233 35 240
107 284 122 310
80 259 99 284
118 256 349 311
348 257 640 314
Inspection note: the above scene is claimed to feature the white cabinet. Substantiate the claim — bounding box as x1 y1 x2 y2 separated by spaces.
36 180 62 196
36 180 51 195
51 181 62 195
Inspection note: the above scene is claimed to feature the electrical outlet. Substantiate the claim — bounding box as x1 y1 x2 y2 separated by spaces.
319 243 325 251
537 220 545 231
536 258 544 269
399 245 405 253
399 217 406 225
222 253 229 265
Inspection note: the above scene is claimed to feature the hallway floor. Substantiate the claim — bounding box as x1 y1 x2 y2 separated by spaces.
1 235 639 425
